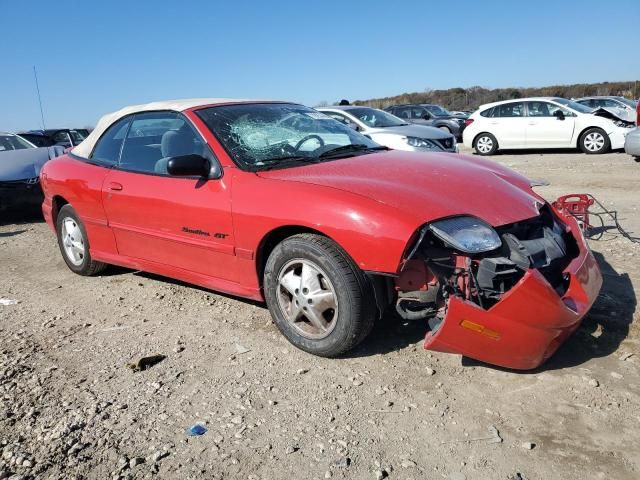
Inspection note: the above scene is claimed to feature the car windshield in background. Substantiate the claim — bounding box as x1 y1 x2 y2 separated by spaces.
616 97 638 108
197 103 381 169
0 135 34 152
425 105 451 117
347 108 408 128
70 130 86 143
553 98 594 114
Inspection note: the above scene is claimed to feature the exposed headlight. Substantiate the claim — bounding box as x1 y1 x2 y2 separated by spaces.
405 136 442 150
428 216 502 253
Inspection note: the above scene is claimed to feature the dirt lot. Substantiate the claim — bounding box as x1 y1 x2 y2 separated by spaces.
1 149 639 480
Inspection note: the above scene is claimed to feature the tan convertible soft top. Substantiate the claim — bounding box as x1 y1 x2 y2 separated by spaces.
72 98 270 158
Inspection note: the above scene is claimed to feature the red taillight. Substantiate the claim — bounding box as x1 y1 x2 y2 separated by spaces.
464 118 474 127
636 103 640 125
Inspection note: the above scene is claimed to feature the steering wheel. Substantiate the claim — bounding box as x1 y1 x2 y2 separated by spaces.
294 135 324 152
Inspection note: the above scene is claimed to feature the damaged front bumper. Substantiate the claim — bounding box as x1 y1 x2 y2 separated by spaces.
397 207 602 370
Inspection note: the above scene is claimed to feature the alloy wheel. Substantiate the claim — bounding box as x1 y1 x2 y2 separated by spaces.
276 259 339 340
61 217 85 266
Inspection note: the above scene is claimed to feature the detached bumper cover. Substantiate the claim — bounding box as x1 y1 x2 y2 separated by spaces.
424 215 602 370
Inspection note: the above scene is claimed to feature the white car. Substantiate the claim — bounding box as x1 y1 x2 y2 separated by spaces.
318 106 458 153
462 97 633 155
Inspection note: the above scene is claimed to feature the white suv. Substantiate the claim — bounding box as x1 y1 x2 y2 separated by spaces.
462 97 632 155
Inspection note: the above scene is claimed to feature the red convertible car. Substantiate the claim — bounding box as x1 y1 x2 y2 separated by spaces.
40 99 602 369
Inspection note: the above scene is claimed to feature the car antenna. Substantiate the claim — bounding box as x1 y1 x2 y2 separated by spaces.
33 65 47 130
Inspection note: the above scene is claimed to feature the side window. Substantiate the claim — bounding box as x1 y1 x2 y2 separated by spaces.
410 107 426 119
397 108 411 119
53 131 71 147
480 107 494 117
494 102 524 117
118 112 208 175
527 102 553 117
90 118 131 165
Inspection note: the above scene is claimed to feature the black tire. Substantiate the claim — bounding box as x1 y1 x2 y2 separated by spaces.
263 233 375 357
473 132 499 155
56 204 107 276
579 127 610 154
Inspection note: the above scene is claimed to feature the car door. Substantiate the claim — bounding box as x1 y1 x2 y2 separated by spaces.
525 101 576 147
100 111 236 281
486 102 527 148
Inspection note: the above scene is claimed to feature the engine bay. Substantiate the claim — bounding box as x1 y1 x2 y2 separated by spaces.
395 206 580 326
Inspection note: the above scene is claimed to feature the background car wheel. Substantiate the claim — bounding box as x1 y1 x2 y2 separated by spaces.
56 205 107 276
438 126 451 134
263 233 375 357
474 133 498 155
579 128 610 154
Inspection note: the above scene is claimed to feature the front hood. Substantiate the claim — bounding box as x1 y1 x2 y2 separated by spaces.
258 151 542 227
368 124 452 139
0 146 60 182
591 107 636 124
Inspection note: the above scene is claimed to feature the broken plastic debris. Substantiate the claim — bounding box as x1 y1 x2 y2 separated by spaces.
125 354 166 372
442 425 503 444
0 299 18 306
234 343 251 355
186 424 208 436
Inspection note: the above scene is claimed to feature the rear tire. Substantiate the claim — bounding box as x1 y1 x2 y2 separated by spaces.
579 128 610 154
56 205 107 276
263 234 375 357
473 133 498 155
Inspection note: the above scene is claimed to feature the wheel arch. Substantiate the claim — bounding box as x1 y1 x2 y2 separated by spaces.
473 131 499 148
51 195 70 225
575 125 607 149
256 225 335 287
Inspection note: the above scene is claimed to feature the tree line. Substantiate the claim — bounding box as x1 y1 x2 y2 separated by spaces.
325 80 639 111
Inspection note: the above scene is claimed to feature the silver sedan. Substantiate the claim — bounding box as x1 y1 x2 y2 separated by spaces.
317 106 458 153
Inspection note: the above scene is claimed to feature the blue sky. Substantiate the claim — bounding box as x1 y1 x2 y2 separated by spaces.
1 0 638 131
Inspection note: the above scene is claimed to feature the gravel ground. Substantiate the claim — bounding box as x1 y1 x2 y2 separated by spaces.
1 149 639 480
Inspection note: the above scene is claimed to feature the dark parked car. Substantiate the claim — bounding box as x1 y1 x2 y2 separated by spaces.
0 132 64 212
385 104 466 138
18 129 87 149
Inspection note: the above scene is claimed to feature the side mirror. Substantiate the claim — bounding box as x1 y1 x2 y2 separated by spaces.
553 110 565 120
346 122 360 131
167 154 213 177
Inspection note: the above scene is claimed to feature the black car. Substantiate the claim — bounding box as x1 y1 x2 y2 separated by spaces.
18 129 87 149
385 104 466 138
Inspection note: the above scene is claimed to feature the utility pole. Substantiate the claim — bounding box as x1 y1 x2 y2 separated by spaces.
33 66 46 130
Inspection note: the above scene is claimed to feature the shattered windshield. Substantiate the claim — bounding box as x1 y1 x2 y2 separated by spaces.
347 108 409 127
196 103 381 169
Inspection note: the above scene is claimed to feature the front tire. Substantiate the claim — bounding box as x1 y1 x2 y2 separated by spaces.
579 128 610 154
56 205 107 276
263 234 375 357
473 133 498 155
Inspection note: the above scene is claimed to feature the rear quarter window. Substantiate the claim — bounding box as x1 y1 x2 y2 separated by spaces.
480 107 495 118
